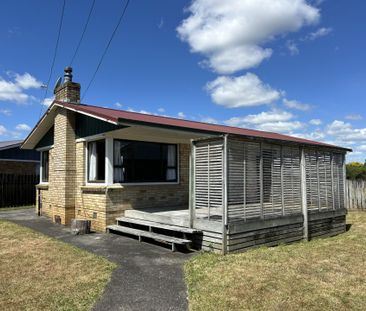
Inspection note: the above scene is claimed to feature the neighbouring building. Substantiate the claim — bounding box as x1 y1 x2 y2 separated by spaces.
22 67 351 253
0 140 40 174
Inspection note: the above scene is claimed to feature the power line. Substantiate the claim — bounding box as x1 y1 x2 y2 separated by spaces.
39 0 66 118
69 0 96 66
81 0 130 101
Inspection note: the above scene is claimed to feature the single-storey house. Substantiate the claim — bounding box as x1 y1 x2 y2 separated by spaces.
22 67 351 253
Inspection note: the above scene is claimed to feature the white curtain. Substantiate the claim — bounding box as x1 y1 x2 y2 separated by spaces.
113 140 124 183
166 145 177 181
89 141 97 181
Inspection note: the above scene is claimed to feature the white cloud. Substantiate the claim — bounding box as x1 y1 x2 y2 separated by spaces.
256 121 304 133
206 73 282 108
158 17 164 29
177 112 186 118
226 110 293 126
309 118 322 125
158 107 165 113
14 73 43 89
357 145 366 151
327 120 366 142
0 109 11 116
225 109 304 134
177 0 319 74
345 114 362 121
286 40 299 55
305 27 332 40
0 125 7 136
283 98 311 111
0 72 42 104
201 116 218 124
15 123 31 131
42 97 54 107
115 102 123 108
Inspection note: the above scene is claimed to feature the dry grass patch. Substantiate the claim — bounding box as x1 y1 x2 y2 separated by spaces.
185 211 366 311
0 220 116 311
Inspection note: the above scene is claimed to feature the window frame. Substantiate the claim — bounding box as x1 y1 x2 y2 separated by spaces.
113 139 179 185
39 148 50 184
86 138 106 184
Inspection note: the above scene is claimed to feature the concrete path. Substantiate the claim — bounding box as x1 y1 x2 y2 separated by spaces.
0 209 191 311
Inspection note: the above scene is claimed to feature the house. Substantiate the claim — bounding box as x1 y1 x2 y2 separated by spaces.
22 67 351 253
0 140 40 174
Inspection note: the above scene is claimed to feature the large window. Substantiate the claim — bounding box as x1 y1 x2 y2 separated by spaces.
41 150 49 183
88 140 105 182
113 140 177 183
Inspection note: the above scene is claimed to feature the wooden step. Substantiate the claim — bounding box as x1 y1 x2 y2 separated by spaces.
116 217 199 234
124 209 190 227
107 225 192 251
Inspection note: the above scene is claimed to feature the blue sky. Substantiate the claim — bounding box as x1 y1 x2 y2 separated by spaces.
0 0 365 161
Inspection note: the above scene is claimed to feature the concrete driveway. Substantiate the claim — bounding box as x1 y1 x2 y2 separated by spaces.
0 208 191 311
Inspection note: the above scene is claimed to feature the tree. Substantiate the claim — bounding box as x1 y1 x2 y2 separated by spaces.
346 162 366 180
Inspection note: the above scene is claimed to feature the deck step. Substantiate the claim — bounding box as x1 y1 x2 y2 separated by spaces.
116 217 199 234
107 225 192 251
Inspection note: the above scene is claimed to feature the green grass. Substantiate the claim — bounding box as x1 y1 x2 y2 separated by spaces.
0 205 35 212
0 220 116 311
185 211 366 311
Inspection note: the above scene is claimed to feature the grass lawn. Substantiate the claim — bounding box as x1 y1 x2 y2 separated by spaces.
185 211 366 311
0 220 116 311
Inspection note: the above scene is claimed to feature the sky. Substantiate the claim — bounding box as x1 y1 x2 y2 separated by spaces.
0 0 365 162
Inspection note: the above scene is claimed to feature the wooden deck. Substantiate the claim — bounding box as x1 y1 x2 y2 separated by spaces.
124 206 223 228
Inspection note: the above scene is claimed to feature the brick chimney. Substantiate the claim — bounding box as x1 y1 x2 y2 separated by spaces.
48 67 78 225
54 66 80 103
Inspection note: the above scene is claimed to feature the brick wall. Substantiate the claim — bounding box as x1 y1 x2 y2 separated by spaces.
42 108 76 225
0 160 38 174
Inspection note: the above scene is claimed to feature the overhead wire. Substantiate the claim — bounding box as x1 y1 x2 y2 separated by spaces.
81 0 130 101
39 0 66 118
69 0 96 66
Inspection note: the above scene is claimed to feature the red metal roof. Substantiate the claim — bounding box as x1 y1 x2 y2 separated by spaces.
56 101 351 151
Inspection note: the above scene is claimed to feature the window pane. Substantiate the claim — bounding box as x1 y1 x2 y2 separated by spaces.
88 140 105 182
113 140 177 183
42 150 49 182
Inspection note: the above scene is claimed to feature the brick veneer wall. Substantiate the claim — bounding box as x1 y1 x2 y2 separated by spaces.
0 160 38 174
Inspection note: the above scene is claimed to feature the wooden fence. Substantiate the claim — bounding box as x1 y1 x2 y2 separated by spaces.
346 179 366 210
0 173 39 208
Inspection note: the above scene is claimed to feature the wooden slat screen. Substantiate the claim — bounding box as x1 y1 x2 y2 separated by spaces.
282 146 302 215
305 149 345 211
227 138 302 222
194 139 224 221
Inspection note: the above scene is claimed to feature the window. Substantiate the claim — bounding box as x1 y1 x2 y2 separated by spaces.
41 150 49 182
113 140 177 183
88 140 105 182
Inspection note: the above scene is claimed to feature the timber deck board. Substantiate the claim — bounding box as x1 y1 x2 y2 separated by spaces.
116 217 199 234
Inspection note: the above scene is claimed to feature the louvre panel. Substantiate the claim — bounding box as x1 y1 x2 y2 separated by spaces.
227 139 301 222
194 139 224 221
305 150 319 211
305 149 346 211
262 144 283 217
333 153 345 209
282 146 302 214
